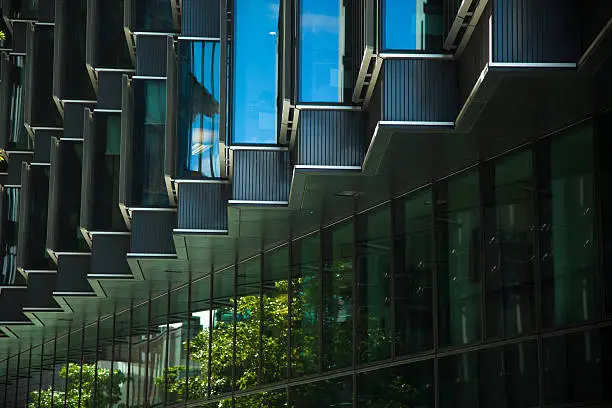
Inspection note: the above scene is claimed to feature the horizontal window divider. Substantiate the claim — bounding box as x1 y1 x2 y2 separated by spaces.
0 286 27 290
8 19 37 23
52 292 97 297
177 36 221 41
31 127 64 132
489 62 577 69
93 109 122 113
22 307 63 312
378 120 455 128
126 253 177 258
61 99 97 104
33 22 55 26
133 31 177 37
229 145 289 152
21 270 56 274
295 104 362 111
54 252 91 256
228 200 289 206
131 75 167 80
379 52 454 60
172 229 228 235
6 151 34 155
88 231 131 236
29 163 51 167
1 185 21 188
59 138 84 142
129 207 177 212
87 274 134 279
7 52 27 56
94 68 136 73
173 179 230 184
294 165 362 171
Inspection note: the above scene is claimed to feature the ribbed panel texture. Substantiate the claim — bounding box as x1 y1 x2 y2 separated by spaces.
233 150 291 202
56 254 93 293
178 183 228 230
91 234 131 275
458 4 490 103
383 59 459 122
346 0 364 90
298 110 364 167
97 71 123 110
16 164 29 269
80 112 94 230
165 37 177 178
131 210 177 254
45 140 59 252
119 75 132 206
136 35 168 77
493 0 579 63
182 0 220 38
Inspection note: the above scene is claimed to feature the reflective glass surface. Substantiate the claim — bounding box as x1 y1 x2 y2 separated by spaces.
97 0 131 68
485 150 536 339
541 124 598 327
383 0 444 50
7 56 29 150
299 0 346 102
178 40 222 178
134 0 175 32
438 170 482 347
232 0 279 144
1 187 19 285
289 375 352 408
133 79 170 207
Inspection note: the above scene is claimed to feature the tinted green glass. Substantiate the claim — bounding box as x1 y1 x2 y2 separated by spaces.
485 150 536 338
187 276 213 401
322 221 354 371
289 375 352 408
357 205 392 363
291 232 321 377
438 170 482 347
541 124 598 327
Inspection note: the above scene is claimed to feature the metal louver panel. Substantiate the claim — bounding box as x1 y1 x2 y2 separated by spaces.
177 182 228 231
232 150 291 202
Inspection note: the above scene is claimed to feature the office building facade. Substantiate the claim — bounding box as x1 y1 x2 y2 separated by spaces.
0 0 612 406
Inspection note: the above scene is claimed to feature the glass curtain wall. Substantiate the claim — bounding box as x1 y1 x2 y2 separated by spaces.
1 187 20 285
232 0 280 144
382 0 444 50
177 40 221 178
8 56 30 150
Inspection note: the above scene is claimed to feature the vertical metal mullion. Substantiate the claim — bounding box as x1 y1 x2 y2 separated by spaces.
164 284 171 407
389 198 397 360
3 355 8 407
259 252 264 386
431 182 440 408
26 347 32 408
207 270 215 399
50 335 57 408
593 116 606 318
93 318 100 408
479 161 488 342
318 227 325 374
220 0 228 145
109 309 117 408
13 349 20 408
38 343 44 408
64 327 71 408
185 271 193 403
143 291 152 406
232 259 238 407
352 203 358 408
127 301 133 408
78 324 85 408
287 238 293 381
533 137 545 408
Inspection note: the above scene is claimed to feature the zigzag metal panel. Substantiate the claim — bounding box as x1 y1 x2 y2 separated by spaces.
136 35 168 77
232 150 291 202
182 0 220 38
492 0 579 63
178 183 228 230
383 59 459 122
298 110 365 167
131 210 177 254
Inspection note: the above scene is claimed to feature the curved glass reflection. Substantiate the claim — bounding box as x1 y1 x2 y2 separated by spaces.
178 40 221 178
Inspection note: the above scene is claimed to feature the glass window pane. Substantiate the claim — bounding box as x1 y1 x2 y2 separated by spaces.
438 170 482 347
357 205 392 363
541 125 598 327
291 232 321 377
543 328 612 405
211 267 236 397
485 150 536 339
396 189 434 355
186 276 212 401
178 40 222 178
383 0 444 50
289 375 352 407
134 0 175 32
1 187 20 285
163 283 191 404
232 0 279 144
132 79 170 206
299 0 346 102
322 221 354 371
357 359 434 407
7 56 30 150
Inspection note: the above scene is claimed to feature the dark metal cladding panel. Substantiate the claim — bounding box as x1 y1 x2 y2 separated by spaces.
80 110 94 231
91 233 131 275
177 183 228 230
85 0 97 67
492 0 579 63
63 103 86 139
25 273 58 309
298 109 365 167
56 254 93 293
124 0 134 31
457 3 490 104
131 210 177 253
383 59 459 122
580 0 612 53
45 138 60 252
182 0 220 38
136 35 168 77
165 37 177 178
4 152 33 186
346 0 364 89
16 163 30 269
0 55 10 149
52 0 65 101
11 21 27 54
97 71 123 110
33 129 60 164
444 0 461 40
365 75 382 145
232 150 291 202
0 288 29 323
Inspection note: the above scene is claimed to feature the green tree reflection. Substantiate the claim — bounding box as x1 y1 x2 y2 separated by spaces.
29 363 126 408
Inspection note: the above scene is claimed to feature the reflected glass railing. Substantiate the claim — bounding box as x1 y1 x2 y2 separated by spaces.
177 39 221 178
5 56 30 150
0 187 19 285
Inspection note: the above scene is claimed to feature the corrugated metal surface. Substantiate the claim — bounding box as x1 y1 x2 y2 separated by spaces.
136 35 168 77
178 183 228 230
457 3 490 103
91 234 131 275
182 0 220 38
56 254 93 293
492 0 579 63
383 59 459 122
297 109 365 167
232 150 291 202
97 71 123 110
165 37 177 178
131 210 177 254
